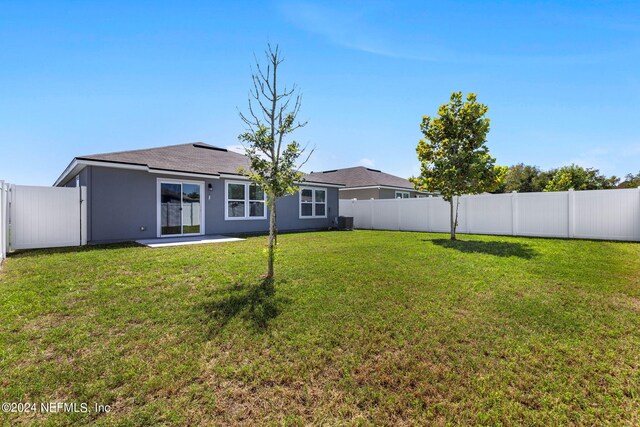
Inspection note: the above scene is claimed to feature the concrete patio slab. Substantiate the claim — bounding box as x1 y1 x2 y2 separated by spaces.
136 235 244 248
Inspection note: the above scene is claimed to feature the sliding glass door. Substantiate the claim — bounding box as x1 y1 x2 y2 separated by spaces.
159 181 203 236
181 183 201 234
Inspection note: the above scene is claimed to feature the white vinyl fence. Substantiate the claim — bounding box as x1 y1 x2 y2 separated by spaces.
0 183 87 256
0 181 9 263
160 202 201 229
340 188 640 242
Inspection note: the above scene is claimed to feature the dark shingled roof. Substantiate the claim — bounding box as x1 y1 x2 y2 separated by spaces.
76 143 342 185
305 166 417 190
78 143 251 176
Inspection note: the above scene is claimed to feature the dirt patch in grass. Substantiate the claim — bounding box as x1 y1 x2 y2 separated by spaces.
22 312 72 332
190 361 363 425
608 294 640 312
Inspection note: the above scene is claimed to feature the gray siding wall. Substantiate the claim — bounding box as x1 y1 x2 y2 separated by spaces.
63 168 92 241
64 168 89 188
82 166 338 244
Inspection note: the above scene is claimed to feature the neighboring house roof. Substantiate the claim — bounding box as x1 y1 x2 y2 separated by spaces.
54 143 343 187
305 166 421 191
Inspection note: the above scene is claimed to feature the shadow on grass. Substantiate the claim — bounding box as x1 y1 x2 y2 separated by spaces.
200 278 290 336
429 239 537 259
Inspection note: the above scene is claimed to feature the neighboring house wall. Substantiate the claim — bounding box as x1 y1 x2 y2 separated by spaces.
339 188 380 200
340 188 422 200
378 188 422 199
69 166 339 244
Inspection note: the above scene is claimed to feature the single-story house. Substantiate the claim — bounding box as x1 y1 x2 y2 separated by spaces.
305 166 430 200
54 143 343 244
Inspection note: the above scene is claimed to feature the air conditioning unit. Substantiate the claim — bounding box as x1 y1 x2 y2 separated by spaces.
337 216 354 231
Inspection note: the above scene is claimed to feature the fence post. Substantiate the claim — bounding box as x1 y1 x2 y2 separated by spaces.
351 199 356 226
80 186 87 245
426 197 431 232
353 199 357 228
0 181 4 263
568 189 575 238
370 198 375 230
2 181 7 260
463 196 469 234
7 184 13 252
511 191 518 236
397 198 402 231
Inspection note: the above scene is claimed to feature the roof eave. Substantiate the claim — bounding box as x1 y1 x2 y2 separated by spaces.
54 158 221 186
53 158 85 187
55 154 345 188
299 180 345 188
339 185 430 193
219 173 345 187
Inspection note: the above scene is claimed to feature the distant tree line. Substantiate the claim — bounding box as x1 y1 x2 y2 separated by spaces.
494 164 640 193
619 171 640 188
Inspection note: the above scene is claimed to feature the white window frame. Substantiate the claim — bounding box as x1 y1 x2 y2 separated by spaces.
224 180 267 220
156 178 205 237
299 186 328 219
395 191 410 199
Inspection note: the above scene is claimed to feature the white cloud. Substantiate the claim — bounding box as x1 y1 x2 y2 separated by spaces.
226 144 274 161
562 145 640 177
277 1 440 61
358 157 375 167
225 144 246 154
277 1 626 65
624 143 640 156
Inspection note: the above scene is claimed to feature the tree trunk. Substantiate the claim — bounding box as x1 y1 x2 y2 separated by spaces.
449 199 456 240
449 197 461 240
266 198 277 279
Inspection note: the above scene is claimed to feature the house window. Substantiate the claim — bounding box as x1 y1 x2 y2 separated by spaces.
300 187 327 218
395 191 410 199
225 181 266 220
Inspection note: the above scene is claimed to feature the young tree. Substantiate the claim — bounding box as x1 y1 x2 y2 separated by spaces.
238 45 311 279
410 92 504 240
544 164 618 191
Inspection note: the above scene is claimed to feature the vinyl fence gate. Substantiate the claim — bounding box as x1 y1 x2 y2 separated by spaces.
0 183 87 258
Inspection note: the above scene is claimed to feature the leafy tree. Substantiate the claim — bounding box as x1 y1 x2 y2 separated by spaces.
503 164 543 192
410 92 504 240
494 163 554 193
535 168 556 192
544 164 618 192
238 45 311 279
618 171 640 188
495 163 627 193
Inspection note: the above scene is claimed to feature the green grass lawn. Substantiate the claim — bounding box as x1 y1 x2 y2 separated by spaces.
0 231 638 426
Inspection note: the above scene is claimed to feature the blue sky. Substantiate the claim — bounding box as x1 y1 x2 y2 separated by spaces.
1 0 639 185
